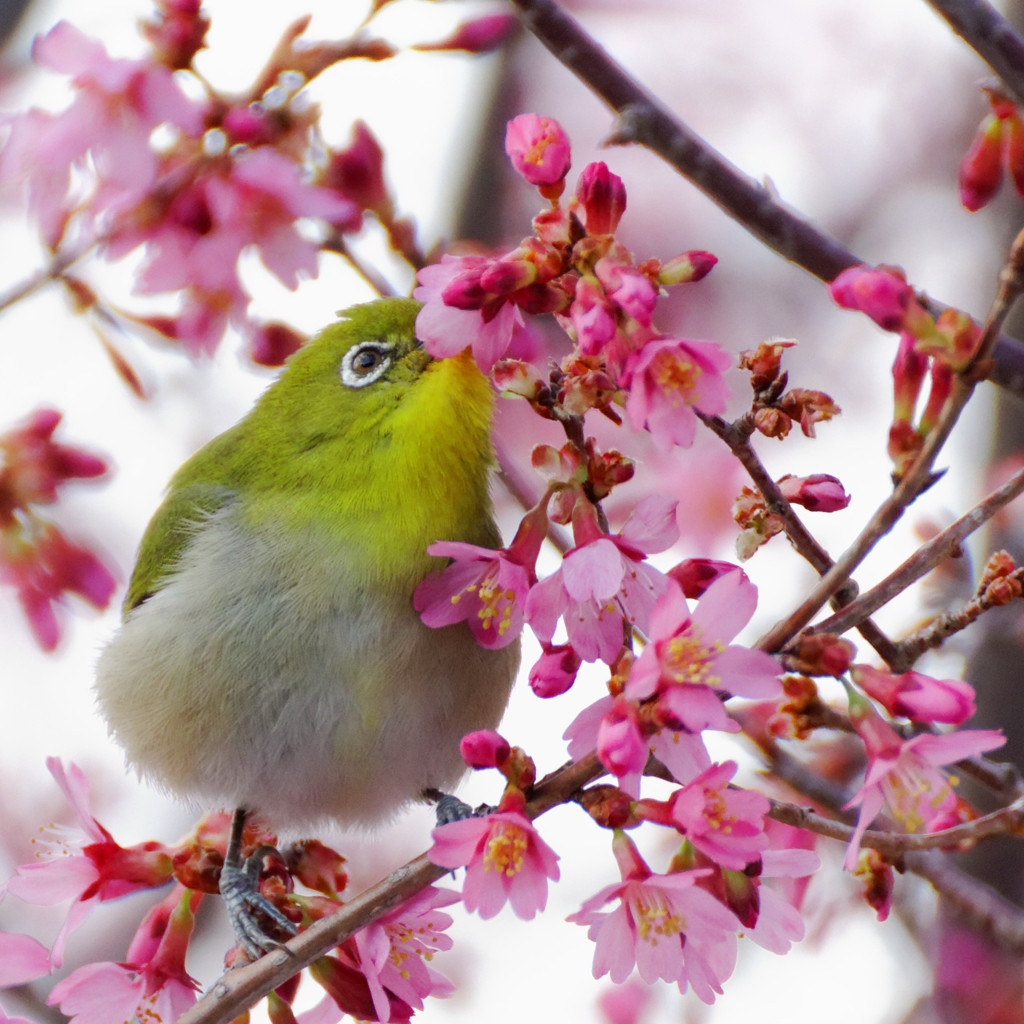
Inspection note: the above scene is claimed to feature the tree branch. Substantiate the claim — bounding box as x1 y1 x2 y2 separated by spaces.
177 754 604 1024
506 0 1024 401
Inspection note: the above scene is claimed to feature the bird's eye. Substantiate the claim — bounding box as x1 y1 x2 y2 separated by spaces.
340 341 394 388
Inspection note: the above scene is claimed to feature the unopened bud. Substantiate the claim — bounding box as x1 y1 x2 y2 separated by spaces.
460 729 511 769
960 113 1004 212
657 249 718 286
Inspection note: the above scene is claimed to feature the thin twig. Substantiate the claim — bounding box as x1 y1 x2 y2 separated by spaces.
697 411 900 665
322 234 396 298
506 0 1024 401
0 244 90 318
757 227 1024 653
923 0 1024 108
177 754 604 1024
809 463 1024 642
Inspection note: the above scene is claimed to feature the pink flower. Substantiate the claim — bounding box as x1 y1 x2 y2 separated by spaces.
0 410 107 520
851 664 977 725
414 14 518 54
777 473 850 513
525 496 678 664
460 730 511 769
0 931 52 987
571 275 618 355
597 979 654 1024
574 162 627 235
504 114 572 186
48 887 200 1024
414 256 525 370
352 887 459 1023
595 259 658 328
414 502 546 650
624 338 731 451
0 524 116 651
4 759 174 966
842 688 1005 870
597 699 648 781
828 265 913 332
323 120 389 218
665 762 769 869
567 832 739 1003
428 803 560 920
627 575 781 743
528 642 582 698
0 21 205 247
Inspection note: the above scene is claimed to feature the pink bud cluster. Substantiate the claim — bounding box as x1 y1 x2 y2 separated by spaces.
0 410 115 649
414 113 724 451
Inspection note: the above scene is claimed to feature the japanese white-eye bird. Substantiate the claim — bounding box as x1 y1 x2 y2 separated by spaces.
94 298 520 949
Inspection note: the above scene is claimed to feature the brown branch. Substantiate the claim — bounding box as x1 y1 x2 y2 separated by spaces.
0 244 91 318
923 0 1024 108
757 227 1024 654
506 0 1024 401
178 754 604 1024
810 463 1024 642
696 411 900 665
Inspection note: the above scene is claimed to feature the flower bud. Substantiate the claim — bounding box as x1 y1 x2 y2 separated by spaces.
504 113 572 187
753 407 792 439
574 161 626 235
739 339 794 390
829 265 913 331
892 331 928 423
283 839 348 898
594 258 657 327
785 633 855 677
413 14 517 54
778 473 850 512
1006 112 1024 196
777 388 840 439
529 643 581 697
667 558 743 599
460 729 511 769
596 699 647 779
658 249 718 286
960 113 1004 211
248 321 306 367
579 785 637 829
851 664 977 725
324 121 389 218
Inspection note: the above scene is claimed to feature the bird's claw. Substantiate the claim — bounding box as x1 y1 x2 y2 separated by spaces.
220 810 298 962
430 791 495 825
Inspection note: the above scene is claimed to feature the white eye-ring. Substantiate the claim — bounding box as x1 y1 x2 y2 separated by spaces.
341 341 394 388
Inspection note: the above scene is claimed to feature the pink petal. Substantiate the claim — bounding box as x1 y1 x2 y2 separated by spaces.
32 22 108 77
907 728 1006 767
618 495 680 554
7 857 97 905
0 931 51 986
711 645 782 698
562 540 624 602
749 885 805 954
843 786 884 871
591 907 637 984
524 571 567 644
47 759 105 841
296 995 346 1024
506 859 548 920
646 580 691 644
691 571 758 646
760 848 821 878
48 961 142 1024
428 818 487 869
461 857 508 920
564 696 614 761
650 729 711 784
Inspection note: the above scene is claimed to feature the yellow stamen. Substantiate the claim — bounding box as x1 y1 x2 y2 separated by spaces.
651 348 703 406
483 822 529 878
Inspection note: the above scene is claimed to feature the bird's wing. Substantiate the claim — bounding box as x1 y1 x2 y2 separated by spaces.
124 482 234 614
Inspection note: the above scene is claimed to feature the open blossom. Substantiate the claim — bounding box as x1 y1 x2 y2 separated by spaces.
568 831 739 1003
663 762 770 870
624 337 731 451
852 664 977 724
843 688 1005 870
48 887 200 1024
627 574 781 742
352 887 459 1023
525 495 678 664
504 113 572 186
4 759 173 966
414 255 526 370
429 799 560 920
414 501 546 649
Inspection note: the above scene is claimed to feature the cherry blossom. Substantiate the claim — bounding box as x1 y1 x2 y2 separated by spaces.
626 574 781 743
624 337 731 451
504 113 572 187
851 664 977 725
352 887 459 1023
3 759 174 965
525 496 678 664
414 501 546 649
429 798 560 920
842 688 1005 870
48 887 200 1024
567 831 740 1003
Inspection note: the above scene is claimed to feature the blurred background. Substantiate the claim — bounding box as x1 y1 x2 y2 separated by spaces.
0 0 1021 1022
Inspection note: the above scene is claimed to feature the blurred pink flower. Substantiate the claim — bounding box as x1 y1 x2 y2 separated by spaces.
627 575 781 740
504 113 572 186
353 887 459 1023
429 807 560 920
525 496 678 664
597 979 654 1024
4 759 174 966
567 832 739 1003
777 473 850 513
843 688 1005 870
852 664 977 724
624 338 731 451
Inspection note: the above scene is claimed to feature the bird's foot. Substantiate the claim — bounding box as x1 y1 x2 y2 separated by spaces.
219 808 298 962
424 788 494 825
